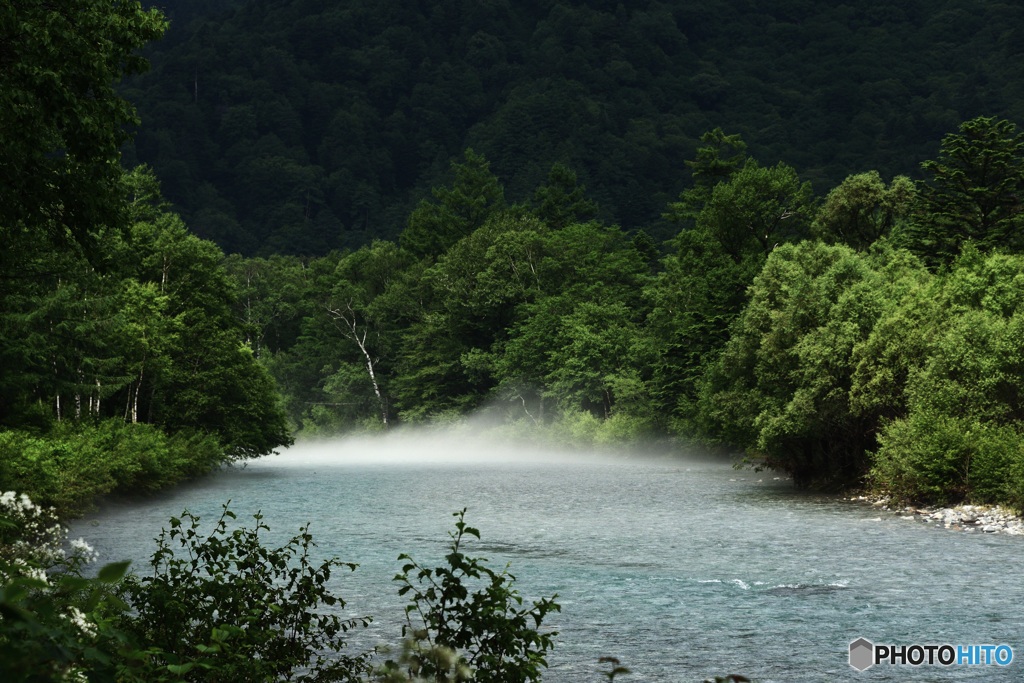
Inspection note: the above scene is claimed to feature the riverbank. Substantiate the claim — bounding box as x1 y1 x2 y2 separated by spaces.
843 494 1024 535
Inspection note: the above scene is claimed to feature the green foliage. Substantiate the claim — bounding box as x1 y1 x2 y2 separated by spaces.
664 128 748 225
812 171 915 250
0 167 291 464
0 492 130 682
126 1 1024 255
699 241 920 486
0 421 222 517
906 116 1024 266
866 248 1024 506
222 253 310 359
316 241 409 428
491 220 653 425
118 504 371 682
392 212 551 420
207 113 1024 511
0 0 290 518
544 301 649 419
401 150 507 259
700 235 1024 502
0 0 166 259
371 638 472 683
117 170 291 457
871 411 1024 507
646 144 816 438
697 161 816 262
0 491 764 681
394 509 560 683
532 163 599 230
644 226 763 435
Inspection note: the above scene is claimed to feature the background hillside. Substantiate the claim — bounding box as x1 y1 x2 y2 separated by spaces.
124 0 1024 254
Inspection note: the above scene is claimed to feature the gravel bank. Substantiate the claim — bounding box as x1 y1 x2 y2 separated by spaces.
845 495 1024 535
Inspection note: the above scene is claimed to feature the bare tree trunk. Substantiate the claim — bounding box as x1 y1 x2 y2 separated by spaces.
325 301 389 428
517 395 538 425
74 370 82 420
131 369 144 424
53 356 61 422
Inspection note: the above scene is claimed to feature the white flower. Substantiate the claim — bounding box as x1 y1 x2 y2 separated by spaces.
69 538 98 563
64 668 89 683
11 558 49 585
66 607 96 639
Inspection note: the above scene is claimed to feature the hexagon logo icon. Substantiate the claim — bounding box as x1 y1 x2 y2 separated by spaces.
849 638 874 671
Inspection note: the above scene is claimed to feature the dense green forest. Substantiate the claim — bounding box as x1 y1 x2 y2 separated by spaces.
0 0 290 515
5 0 1024 513
7 0 1024 679
125 0 1024 255
230 117 1024 511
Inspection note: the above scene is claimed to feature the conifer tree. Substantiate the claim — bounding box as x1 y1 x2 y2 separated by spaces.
908 116 1024 266
400 149 506 259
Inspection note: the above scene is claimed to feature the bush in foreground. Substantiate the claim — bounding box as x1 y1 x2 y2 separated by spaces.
1 493 756 681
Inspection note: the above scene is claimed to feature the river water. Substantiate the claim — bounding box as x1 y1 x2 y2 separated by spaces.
70 432 1024 681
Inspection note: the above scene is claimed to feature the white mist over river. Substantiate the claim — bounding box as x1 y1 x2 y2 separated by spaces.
70 432 1024 681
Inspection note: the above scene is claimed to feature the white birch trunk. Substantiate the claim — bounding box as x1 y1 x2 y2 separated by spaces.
326 301 388 427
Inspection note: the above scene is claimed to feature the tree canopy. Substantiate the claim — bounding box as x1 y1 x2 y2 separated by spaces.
0 1 290 512
907 116 1024 266
0 0 166 258
120 0 1024 255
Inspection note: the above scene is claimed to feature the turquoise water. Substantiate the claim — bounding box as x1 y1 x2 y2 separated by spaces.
70 434 1024 681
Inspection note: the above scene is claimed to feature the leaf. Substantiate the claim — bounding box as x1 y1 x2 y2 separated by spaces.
97 560 132 583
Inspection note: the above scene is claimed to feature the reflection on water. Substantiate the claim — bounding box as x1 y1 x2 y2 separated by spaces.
71 432 1024 681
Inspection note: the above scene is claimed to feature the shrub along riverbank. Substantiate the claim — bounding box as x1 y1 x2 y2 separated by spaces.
0 494 564 682
0 421 225 518
702 241 1024 511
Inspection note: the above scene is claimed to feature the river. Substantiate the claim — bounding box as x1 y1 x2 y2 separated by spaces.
70 431 1024 681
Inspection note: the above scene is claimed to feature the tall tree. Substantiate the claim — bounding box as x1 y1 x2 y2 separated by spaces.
907 116 1024 266
697 161 816 262
532 163 599 229
699 241 925 486
812 171 916 250
321 241 406 428
663 128 748 225
400 149 506 259
647 146 814 435
0 1 165 425
0 0 166 258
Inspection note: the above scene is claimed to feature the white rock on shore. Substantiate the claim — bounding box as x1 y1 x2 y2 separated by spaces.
847 496 1024 535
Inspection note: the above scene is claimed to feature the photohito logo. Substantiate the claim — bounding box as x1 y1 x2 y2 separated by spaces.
849 638 1014 671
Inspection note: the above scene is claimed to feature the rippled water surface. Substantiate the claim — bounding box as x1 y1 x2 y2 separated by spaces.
70 434 1024 681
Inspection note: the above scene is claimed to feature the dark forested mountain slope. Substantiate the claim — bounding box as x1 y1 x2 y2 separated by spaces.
123 0 1024 255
